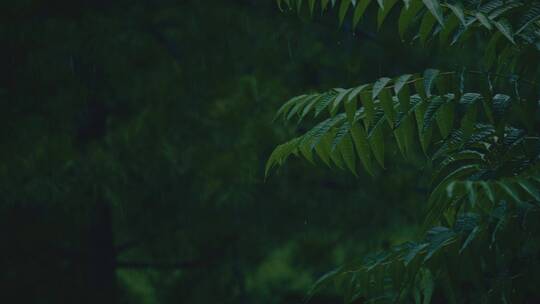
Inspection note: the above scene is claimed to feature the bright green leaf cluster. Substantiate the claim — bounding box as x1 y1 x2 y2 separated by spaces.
266 69 538 178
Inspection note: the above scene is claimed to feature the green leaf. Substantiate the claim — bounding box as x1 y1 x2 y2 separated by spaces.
286 97 310 121
446 180 461 198
459 93 482 106
396 85 416 157
377 0 400 28
339 132 357 175
422 95 445 134
308 0 316 15
480 181 495 202
450 23 470 45
430 164 480 208
424 227 456 262
331 121 351 150
421 269 434 304
484 31 502 68
394 74 413 94
436 97 455 138
372 77 392 99
327 130 346 169
402 0 411 9
422 0 445 25
439 14 460 45
315 91 338 117
516 2 540 34
314 137 332 166
368 111 386 168
379 88 396 127
493 19 515 44
332 88 353 116
299 94 323 123
306 267 343 301
423 69 440 97
348 84 369 102
299 140 315 164
488 0 523 19
339 0 352 26
419 12 438 45
465 181 477 206
350 122 375 175
265 137 301 177
404 243 429 266
479 0 505 15
321 0 330 12
498 181 522 204
492 93 511 121
360 90 376 127
394 125 407 159
399 0 424 40
518 180 540 201
344 96 358 125
276 94 308 120
491 203 509 245
414 96 432 153
353 0 372 27
396 86 414 119
475 12 492 30
308 115 346 149
460 103 478 141
446 3 466 26
459 226 480 254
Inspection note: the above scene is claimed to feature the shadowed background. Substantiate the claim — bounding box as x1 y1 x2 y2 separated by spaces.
0 1 432 303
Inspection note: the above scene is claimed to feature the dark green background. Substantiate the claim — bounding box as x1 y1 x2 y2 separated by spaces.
1 1 431 303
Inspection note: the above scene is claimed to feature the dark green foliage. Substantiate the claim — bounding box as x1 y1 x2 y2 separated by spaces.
268 0 540 302
2 1 434 303
2 0 539 303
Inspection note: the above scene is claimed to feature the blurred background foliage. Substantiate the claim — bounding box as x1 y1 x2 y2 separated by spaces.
1 1 436 303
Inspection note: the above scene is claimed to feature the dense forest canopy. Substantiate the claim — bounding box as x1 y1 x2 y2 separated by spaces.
1 0 539 303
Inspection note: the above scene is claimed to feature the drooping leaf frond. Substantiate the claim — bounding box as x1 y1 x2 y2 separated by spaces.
267 69 539 177
278 0 540 69
306 196 540 303
268 2 540 302
267 68 539 303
